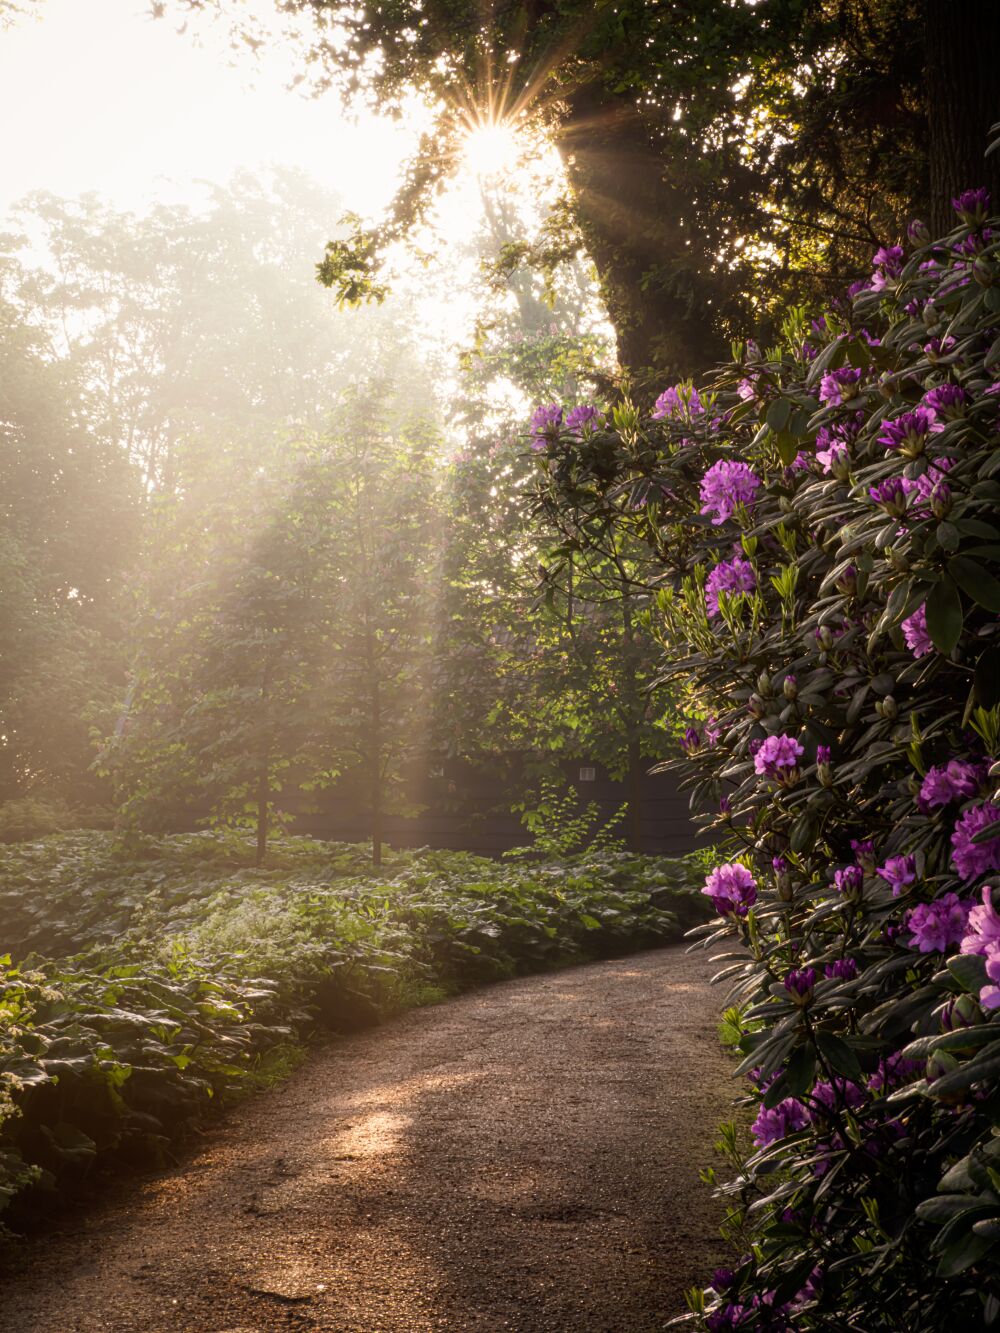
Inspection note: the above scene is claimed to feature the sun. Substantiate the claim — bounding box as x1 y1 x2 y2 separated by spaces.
461 120 521 179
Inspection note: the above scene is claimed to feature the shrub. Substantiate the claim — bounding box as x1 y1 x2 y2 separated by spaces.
535 193 1000 1329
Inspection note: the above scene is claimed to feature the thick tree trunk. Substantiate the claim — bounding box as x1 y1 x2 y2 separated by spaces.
555 83 727 396
925 1 1000 234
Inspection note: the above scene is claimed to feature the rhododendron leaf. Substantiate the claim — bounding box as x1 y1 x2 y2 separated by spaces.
947 954 989 993
765 398 791 433
925 576 964 653
936 522 960 552
948 556 1000 612
816 1032 863 1082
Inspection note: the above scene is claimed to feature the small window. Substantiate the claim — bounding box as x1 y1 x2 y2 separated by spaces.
579 766 596 782
429 765 445 779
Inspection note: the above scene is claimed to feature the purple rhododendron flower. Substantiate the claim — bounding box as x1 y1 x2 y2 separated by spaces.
816 745 831 765
825 958 858 980
706 1305 750 1332
681 725 701 754
564 404 600 436
699 460 761 525
923 336 957 361
652 383 704 422
705 555 757 616
851 839 876 870
784 967 817 1002
754 734 805 783
705 716 722 747
909 458 954 516
960 888 1000 1010
923 384 969 417
809 1078 865 1121
869 476 912 515
877 408 938 455
870 244 904 291
953 188 991 223
819 366 863 406
951 803 1000 881
834 865 863 896
919 760 983 810
703 863 758 918
529 402 562 449
751 1096 809 1147
906 893 972 953
877 854 917 896
902 604 933 658
868 1052 923 1093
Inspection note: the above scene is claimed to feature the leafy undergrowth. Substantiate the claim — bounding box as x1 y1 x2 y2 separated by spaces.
0 830 708 1228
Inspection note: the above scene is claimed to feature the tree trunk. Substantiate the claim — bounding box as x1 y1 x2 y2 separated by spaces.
555 83 727 396
370 673 383 869
255 759 268 867
925 1 1000 234
626 733 644 853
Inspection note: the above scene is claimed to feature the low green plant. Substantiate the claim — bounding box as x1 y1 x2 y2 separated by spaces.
0 829 707 1227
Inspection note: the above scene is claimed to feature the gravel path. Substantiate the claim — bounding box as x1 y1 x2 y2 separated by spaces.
0 946 732 1333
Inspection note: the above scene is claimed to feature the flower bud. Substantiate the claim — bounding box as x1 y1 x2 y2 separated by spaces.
930 481 953 518
757 672 772 697
907 219 930 246
783 967 816 1006
748 693 765 718
886 546 910 572
835 565 857 596
940 994 981 1032
882 695 898 721
783 674 798 701
816 625 835 651
922 300 938 329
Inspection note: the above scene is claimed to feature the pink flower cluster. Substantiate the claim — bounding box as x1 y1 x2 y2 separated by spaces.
699 460 761 525
753 734 804 783
702 862 757 918
652 383 704 423
704 554 756 616
918 759 982 810
951 802 1000 880
959 886 1000 1009
905 893 971 953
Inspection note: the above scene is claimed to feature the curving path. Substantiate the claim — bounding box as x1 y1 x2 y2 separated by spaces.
0 946 732 1333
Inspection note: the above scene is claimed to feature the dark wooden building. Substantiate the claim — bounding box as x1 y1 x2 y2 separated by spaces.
287 756 702 857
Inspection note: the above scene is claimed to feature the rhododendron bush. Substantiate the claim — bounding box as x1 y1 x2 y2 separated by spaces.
532 194 1000 1329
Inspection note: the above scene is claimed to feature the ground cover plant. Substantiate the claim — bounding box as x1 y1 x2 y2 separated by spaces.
534 190 1000 1329
0 829 706 1228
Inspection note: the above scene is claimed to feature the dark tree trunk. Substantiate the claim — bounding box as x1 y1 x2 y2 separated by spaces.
556 83 727 397
626 734 644 853
925 1 1000 234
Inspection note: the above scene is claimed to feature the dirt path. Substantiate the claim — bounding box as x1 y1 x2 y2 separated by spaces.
0 946 732 1333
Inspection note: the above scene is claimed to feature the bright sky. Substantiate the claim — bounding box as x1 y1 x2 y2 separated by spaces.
0 0 416 219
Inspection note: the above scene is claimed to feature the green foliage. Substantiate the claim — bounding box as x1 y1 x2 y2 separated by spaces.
508 778 626 859
0 830 706 1225
536 200 1000 1329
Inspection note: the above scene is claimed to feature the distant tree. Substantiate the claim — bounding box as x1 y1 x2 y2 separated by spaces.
312 402 444 867
0 295 138 804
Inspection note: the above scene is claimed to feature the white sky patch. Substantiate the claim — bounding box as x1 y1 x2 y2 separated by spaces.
0 0 416 218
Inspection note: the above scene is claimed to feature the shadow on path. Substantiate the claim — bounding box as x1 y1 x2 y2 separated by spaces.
0 946 732 1332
